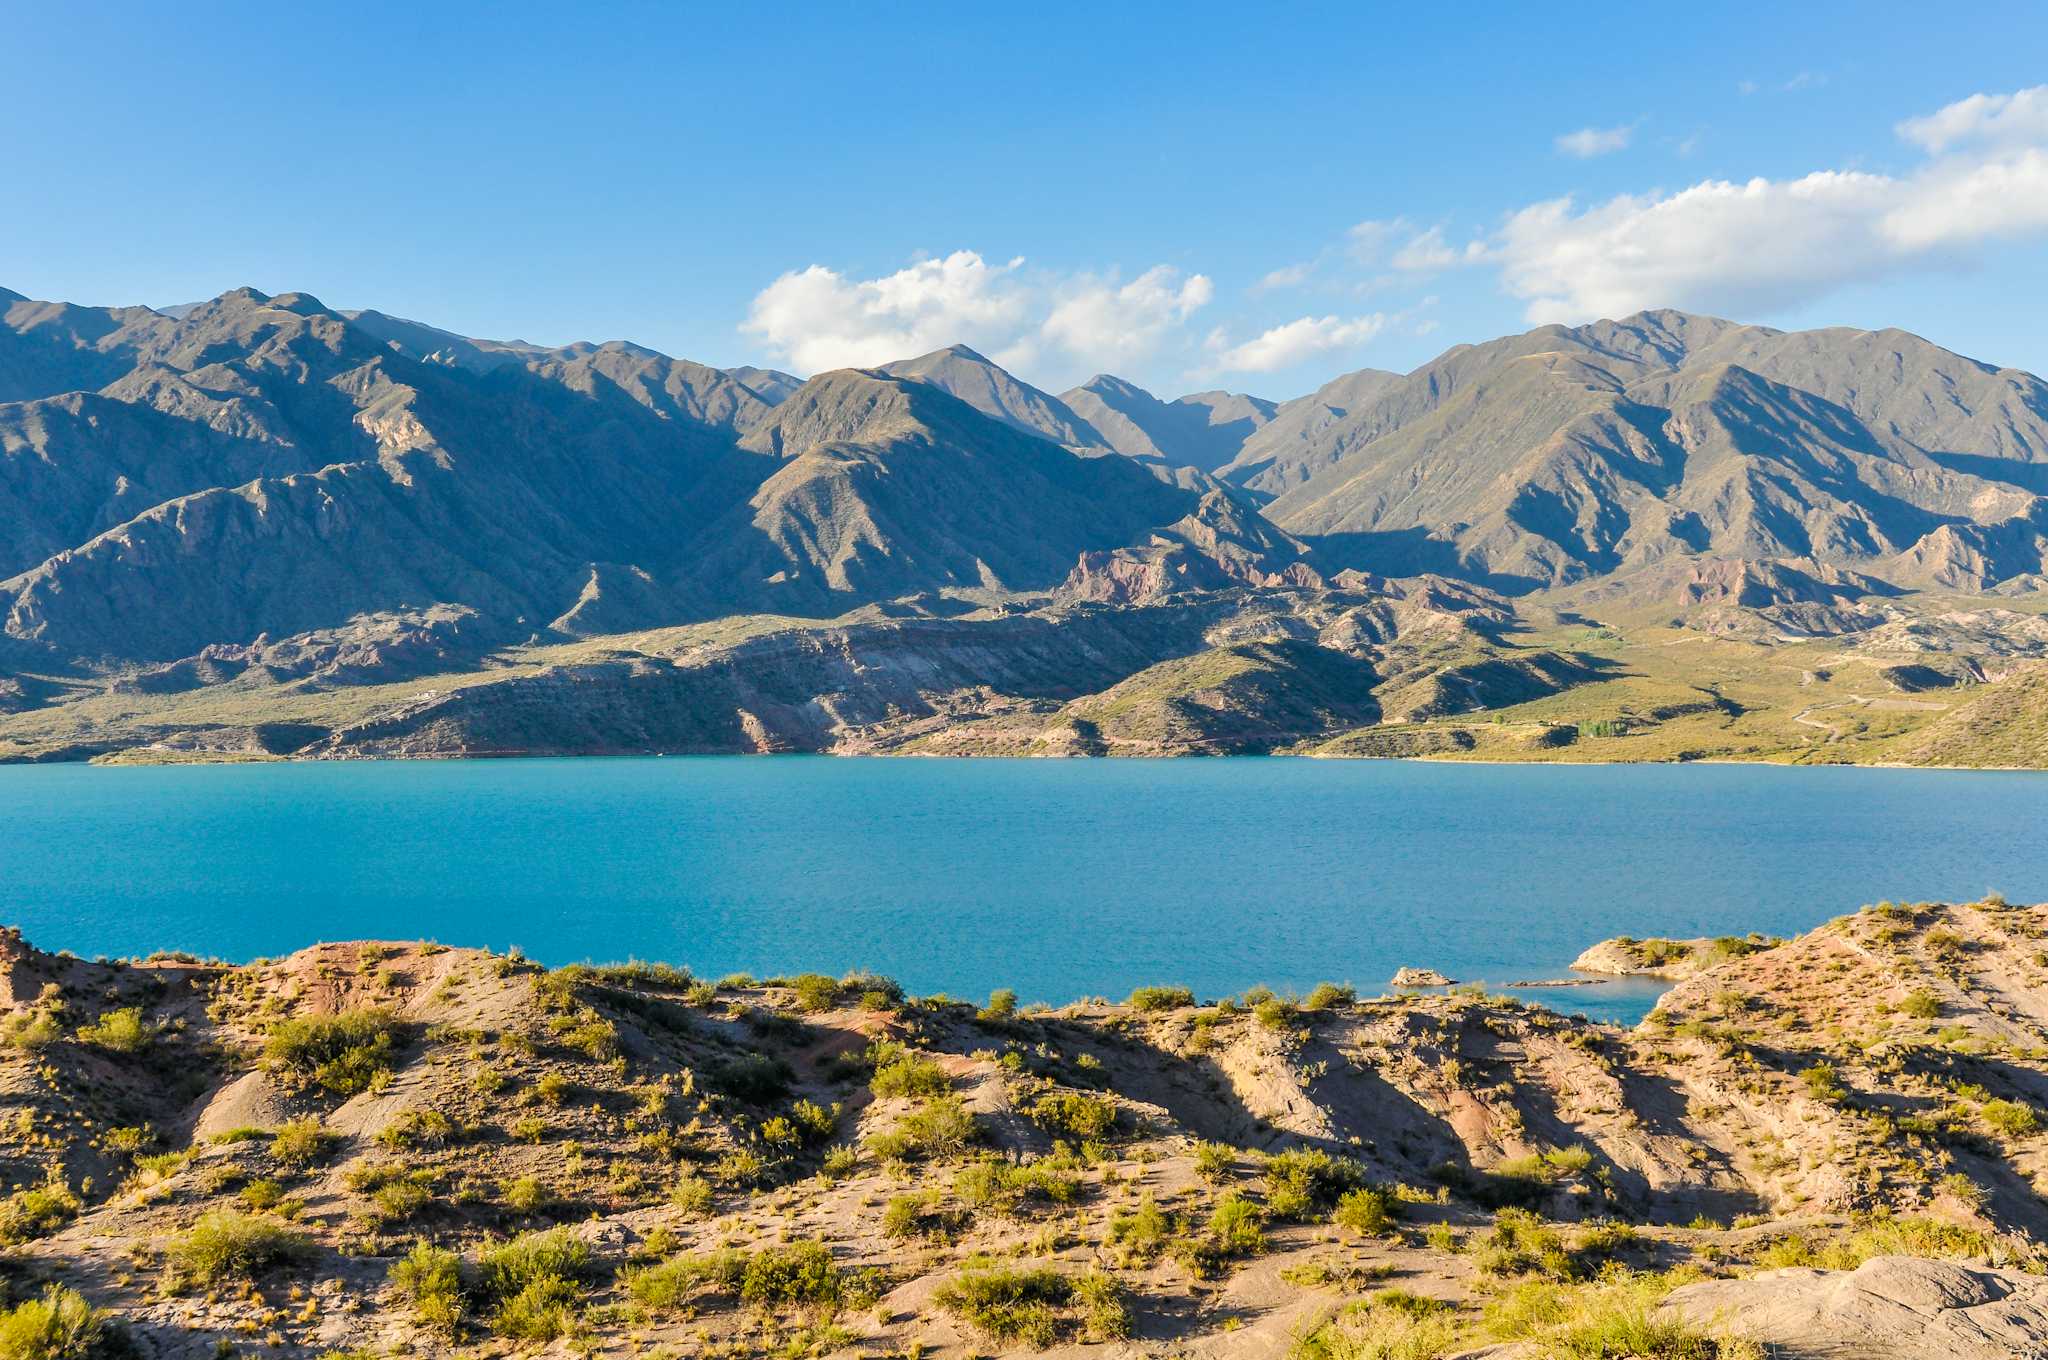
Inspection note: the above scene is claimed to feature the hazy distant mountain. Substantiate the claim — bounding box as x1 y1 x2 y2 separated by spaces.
0 288 1240 664
878 345 1107 448
1223 309 2048 590
1058 375 1277 472
726 365 802 404
13 282 2048 765
340 309 549 373
687 368 1204 615
7 283 2048 683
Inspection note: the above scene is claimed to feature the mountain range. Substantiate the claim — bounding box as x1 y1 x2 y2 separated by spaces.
4 282 2047 763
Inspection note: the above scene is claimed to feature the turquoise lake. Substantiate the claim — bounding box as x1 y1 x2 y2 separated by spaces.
4 757 2046 1025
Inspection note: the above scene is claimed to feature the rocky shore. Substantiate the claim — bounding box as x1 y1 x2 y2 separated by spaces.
0 896 2040 1356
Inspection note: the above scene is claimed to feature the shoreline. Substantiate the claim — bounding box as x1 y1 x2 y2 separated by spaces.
6 744 2045 772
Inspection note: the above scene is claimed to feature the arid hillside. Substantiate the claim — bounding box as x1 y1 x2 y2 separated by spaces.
4 899 2048 1357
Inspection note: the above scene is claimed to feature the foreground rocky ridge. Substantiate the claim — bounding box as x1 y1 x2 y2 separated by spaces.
4 899 2048 1356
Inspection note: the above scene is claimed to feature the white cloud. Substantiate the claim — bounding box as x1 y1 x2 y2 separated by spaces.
1898 85 2048 153
742 252 1211 378
1209 313 1389 373
1346 218 1402 261
1040 266 1212 369
1253 261 1313 293
1555 124 1634 158
1493 87 2048 323
742 251 1031 372
1390 225 1490 272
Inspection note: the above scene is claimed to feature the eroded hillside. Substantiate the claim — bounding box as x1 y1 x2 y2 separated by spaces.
7 287 2048 768
4 900 2048 1356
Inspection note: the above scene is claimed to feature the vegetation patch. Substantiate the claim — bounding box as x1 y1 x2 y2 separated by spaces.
166 1210 311 1288
264 1008 403 1095
935 1263 1127 1347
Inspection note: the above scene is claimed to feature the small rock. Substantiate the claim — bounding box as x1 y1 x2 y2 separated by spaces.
1390 967 1454 987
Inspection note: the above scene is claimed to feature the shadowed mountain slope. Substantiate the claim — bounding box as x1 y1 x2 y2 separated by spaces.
1225 311 2048 591
1058 374 1277 471
8 284 2048 766
878 345 1108 447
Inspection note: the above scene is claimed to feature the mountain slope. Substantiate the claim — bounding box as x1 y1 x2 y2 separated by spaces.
690 369 1202 614
1238 311 2048 591
879 345 1107 447
1058 374 1276 471
0 289 770 661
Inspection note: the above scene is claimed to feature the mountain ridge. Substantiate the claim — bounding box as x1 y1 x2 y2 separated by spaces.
7 282 2048 764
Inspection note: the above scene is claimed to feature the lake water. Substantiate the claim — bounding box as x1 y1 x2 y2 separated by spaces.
3 757 2046 1025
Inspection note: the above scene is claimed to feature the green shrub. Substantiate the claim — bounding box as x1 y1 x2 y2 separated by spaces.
0 1176 81 1245
712 1148 769 1187
101 1126 153 1157
791 974 840 1013
670 1174 714 1215
1543 1145 1594 1175
1263 1148 1366 1220
1981 1098 2040 1138
1296 1288 1461 1360
1127 986 1195 1012
870 1096 980 1162
168 1210 309 1285
1106 1195 1172 1264
1193 1140 1238 1182
626 1250 747 1310
0 1284 112 1360
1901 989 1941 1019
979 989 1018 1022
264 1009 402 1095
739 1240 842 1307
1206 1191 1266 1256
74 1006 160 1054
269 1117 334 1169
1030 1092 1118 1140
789 1099 840 1145
1753 1213 1990 1270
1072 1270 1131 1341
559 1014 620 1062
1482 1273 1742 1358
1254 997 1295 1031
377 1109 464 1151
710 1053 794 1104
1469 1210 1638 1282
476 1228 593 1337
0 991 65 1053
491 1276 579 1341
1333 1185 1397 1236
953 1159 1082 1216
882 1193 936 1239
869 1050 949 1099
1801 1063 1845 1103
501 1175 552 1214
389 1241 463 1335
238 1178 285 1212
1302 983 1356 1011
935 1265 1074 1346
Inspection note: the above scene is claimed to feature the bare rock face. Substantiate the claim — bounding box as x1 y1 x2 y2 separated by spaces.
1661 1256 2048 1358
1390 966 1453 986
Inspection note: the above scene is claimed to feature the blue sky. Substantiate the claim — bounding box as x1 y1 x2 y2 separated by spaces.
6 2 2046 398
